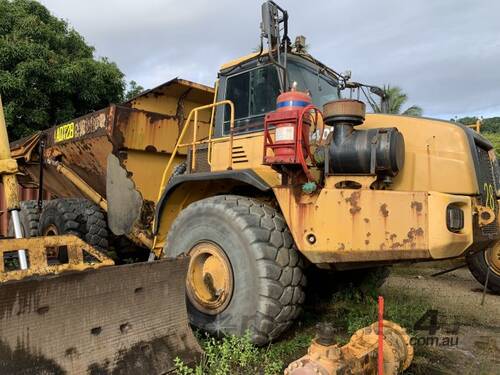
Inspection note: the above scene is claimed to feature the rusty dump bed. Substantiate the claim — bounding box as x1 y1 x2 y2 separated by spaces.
11 78 214 242
0 257 202 375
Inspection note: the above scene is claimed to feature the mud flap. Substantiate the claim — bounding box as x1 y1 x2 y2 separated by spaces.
0 257 201 375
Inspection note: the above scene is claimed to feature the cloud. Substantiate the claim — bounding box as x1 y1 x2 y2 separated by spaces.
39 0 500 119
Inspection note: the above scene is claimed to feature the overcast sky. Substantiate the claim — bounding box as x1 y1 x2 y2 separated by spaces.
39 0 500 120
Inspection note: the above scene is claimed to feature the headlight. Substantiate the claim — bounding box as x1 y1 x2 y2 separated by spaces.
446 205 464 232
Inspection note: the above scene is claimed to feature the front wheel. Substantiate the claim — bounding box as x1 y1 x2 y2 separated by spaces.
165 195 306 345
466 243 500 294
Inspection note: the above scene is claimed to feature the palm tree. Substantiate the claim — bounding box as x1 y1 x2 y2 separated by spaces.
373 85 423 116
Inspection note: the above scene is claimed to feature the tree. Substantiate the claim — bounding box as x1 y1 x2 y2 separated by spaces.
373 85 423 116
452 116 500 134
484 132 500 155
451 116 500 155
0 0 125 139
125 80 145 101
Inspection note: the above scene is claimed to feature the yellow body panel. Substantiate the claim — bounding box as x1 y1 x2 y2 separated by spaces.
128 78 214 117
210 132 281 186
201 115 483 264
273 185 473 264
126 79 214 156
363 114 478 195
220 51 263 71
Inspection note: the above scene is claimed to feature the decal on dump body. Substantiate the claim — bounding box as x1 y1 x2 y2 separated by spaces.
54 122 75 142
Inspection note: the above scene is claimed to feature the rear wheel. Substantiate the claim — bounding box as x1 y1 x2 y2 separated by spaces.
7 200 43 238
166 195 306 345
466 244 500 294
38 198 108 254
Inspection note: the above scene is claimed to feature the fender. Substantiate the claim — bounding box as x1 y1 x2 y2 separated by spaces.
153 169 271 234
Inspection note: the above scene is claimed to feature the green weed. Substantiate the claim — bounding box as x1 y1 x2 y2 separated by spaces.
175 272 431 374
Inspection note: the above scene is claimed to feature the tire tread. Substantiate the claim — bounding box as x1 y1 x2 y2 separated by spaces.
167 195 305 344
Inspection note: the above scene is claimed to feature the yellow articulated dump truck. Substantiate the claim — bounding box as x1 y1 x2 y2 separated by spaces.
1 1 499 373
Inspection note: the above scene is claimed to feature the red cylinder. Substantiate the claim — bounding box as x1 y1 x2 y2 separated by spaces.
276 90 312 112
273 91 312 162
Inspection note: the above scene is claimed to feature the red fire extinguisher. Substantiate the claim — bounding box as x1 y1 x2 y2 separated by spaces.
263 90 321 181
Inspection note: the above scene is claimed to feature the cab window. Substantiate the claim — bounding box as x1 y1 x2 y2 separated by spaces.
224 65 280 134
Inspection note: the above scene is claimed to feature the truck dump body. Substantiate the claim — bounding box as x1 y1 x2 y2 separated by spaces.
12 78 215 241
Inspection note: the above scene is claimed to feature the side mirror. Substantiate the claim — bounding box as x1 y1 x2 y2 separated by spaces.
261 1 279 47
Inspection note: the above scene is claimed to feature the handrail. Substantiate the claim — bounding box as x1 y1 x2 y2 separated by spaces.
466 119 481 133
207 80 219 166
156 99 235 204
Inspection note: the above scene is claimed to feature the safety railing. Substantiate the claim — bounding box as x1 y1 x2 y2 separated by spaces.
466 119 481 133
156 88 235 203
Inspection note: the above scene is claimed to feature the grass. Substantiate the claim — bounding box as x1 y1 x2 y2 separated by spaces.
174 331 312 375
174 273 433 375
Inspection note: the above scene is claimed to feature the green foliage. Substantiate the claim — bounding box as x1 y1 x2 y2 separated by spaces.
483 132 500 155
174 331 298 375
125 80 145 101
0 0 125 139
450 117 500 155
452 116 500 134
373 85 423 116
174 276 430 375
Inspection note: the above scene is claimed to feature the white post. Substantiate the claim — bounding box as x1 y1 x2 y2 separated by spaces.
10 210 28 269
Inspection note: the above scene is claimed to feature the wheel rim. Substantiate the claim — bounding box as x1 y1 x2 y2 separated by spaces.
485 242 500 276
43 224 58 236
186 241 233 315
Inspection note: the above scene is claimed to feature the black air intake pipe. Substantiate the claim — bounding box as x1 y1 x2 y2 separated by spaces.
323 100 405 177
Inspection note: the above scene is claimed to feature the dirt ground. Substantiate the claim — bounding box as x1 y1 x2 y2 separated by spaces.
384 261 500 375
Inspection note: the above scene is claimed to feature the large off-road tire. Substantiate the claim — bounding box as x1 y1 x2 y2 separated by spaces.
7 200 43 237
166 195 306 345
38 198 108 253
466 245 500 294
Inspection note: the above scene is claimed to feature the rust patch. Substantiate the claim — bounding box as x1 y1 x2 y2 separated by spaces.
380 203 389 218
389 233 397 241
337 243 345 251
364 218 370 223
175 88 193 133
145 111 175 123
365 240 370 245
345 191 361 215
411 201 423 213
366 232 371 237
391 227 425 250
407 227 424 240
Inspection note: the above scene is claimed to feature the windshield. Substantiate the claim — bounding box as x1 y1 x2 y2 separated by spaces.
287 59 339 108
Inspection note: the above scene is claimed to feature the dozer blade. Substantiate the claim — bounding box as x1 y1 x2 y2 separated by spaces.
0 257 202 375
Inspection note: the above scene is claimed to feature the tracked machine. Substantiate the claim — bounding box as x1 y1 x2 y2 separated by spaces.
1 1 499 373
